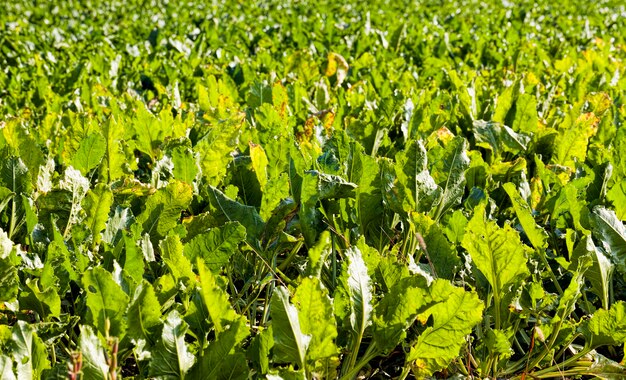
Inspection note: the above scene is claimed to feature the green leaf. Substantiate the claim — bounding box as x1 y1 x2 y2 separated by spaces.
492 84 516 125
429 136 470 221
160 233 195 286
197 258 248 335
373 276 430 353
511 93 538 135
0 256 18 303
149 310 196 379
334 246 373 367
99 116 128 182
171 144 199 185
551 259 588 337
293 277 338 365
503 182 548 250
555 113 598 170
305 231 332 278
583 301 626 348
307 171 357 201
271 286 311 368
194 114 242 186
121 233 144 284
395 139 440 212
607 180 626 221
133 105 169 159
348 142 387 245
19 278 61 320
82 267 130 338
206 186 264 242
247 327 273 375
260 172 290 220
71 133 106 175
406 280 483 377
300 170 357 245
247 82 272 108
79 325 109 380
0 156 32 237
43 239 76 292
184 222 246 272
462 202 530 326
11 321 50 380
473 120 531 157
443 209 468 245
103 206 134 246
267 368 307 380
590 206 626 278
579 350 626 378
484 328 514 359
551 181 589 233
126 280 162 343
83 183 113 247
137 180 193 243
411 213 460 280
188 317 249 380
570 235 613 309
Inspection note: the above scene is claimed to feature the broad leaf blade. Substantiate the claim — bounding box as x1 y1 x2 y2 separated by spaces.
126 280 162 343
197 258 247 335
292 277 338 364
11 321 50 380
82 267 129 338
373 276 430 353
407 280 483 378
83 183 113 247
188 317 249 380
79 325 110 380
0 355 15 380
270 286 311 368
206 186 264 242
149 310 196 379
395 139 440 213
71 133 106 175
503 182 548 250
462 203 531 302
570 235 613 309
583 301 626 348
160 233 195 286
136 180 193 243
590 206 626 277
429 136 470 221
184 222 246 272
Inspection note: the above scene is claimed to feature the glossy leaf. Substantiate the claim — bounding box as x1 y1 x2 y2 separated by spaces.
149 310 196 379
270 286 311 368
11 321 50 380
590 206 626 277
82 267 129 338
79 325 110 380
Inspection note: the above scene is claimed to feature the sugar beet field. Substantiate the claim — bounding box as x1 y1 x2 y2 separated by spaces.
1 0 626 379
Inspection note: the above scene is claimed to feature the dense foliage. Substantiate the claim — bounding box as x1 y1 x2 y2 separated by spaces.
1 0 626 378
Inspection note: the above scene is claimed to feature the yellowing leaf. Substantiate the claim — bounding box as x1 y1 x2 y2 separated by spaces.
249 142 269 189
